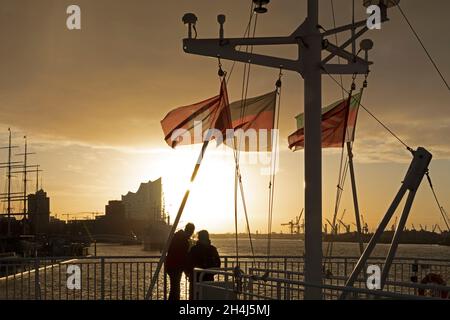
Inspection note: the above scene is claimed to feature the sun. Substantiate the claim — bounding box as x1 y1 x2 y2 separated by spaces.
160 145 237 233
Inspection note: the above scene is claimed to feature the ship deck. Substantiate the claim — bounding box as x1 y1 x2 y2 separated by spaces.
0 255 449 300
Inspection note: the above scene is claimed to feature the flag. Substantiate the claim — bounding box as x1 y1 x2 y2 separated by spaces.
161 81 231 148
288 91 362 151
226 90 278 152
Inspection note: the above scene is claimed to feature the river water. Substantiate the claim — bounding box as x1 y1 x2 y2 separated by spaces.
92 238 450 260
1 238 448 300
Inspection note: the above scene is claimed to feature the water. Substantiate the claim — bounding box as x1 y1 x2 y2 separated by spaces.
1 239 448 300
92 238 450 260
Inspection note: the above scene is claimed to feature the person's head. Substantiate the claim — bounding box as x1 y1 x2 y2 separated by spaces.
184 223 195 237
197 230 210 245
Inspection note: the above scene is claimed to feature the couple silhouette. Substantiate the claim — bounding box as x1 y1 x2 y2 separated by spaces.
165 223 221 300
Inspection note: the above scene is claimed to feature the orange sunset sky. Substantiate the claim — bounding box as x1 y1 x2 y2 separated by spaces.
0 0 449 233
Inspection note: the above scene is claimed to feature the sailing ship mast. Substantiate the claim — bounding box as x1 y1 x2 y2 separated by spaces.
0 129 19 236
15 136 36 219
0 130 42 236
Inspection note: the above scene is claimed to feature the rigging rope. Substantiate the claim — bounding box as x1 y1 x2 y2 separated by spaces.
226 2 257 83
230 4 260 267
425 171 450 231
397 4 450 91
330 0 345 101
324 1 360 262
325 0 344 258
266 70 283 262
324 74 357 264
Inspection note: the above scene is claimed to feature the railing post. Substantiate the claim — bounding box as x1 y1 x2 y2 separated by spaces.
276 282 282 300
284 257 288 277
224 257 228 282
163 261 167 300
285 273 291 300
412 259 419 296
283 258 292 299
100 258 105 300
193 269 200 300
34 258 40 300
344 258 348 280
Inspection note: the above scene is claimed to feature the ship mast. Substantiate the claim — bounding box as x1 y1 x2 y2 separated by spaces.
0 129 19 236
15 136 36 219
179 0 396 299
0 130 42 236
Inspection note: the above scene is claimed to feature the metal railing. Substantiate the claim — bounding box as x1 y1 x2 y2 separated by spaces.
193 267 449 300
0 255 449 300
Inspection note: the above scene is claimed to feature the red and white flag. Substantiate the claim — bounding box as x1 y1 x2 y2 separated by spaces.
161 81 231 148
288 91 362 151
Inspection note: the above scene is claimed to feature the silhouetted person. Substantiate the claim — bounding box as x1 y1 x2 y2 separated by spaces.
166 223 195 300
187 230 221 299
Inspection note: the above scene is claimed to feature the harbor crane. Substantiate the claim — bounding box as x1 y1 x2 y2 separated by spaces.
338 219 351 234
336 209 346 233
281 220 295 235
294 209 304 234
71 211 102 220
325 218 338 235
295 208 305 234
360 214 369 234
294 216 301 234
391 216 398 232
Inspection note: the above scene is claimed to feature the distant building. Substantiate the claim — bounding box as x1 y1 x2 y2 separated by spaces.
105 200 126 220
28 189 50 234
121 178 163 222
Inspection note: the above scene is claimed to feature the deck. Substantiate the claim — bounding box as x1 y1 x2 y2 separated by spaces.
0 255 449 300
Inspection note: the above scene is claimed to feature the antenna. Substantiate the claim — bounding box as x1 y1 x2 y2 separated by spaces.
253 0 270 14
182 13 198 39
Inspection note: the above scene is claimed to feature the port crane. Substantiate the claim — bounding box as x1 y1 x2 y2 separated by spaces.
281 220 295 235
336 209 346 234
325 218 338 235
293 209 304 234
391 216 398 232
360 214 369 234
66 211 102 221
294 216 300 234
338 219 351 234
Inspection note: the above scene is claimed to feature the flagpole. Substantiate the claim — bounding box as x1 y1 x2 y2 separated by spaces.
347 141 364 255
145 140 209 300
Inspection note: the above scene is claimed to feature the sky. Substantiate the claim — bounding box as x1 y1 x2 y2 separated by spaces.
0 0 449 233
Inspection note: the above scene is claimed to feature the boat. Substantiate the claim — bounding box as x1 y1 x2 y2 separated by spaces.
121 231 141 245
